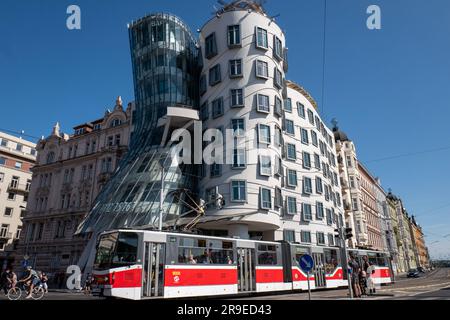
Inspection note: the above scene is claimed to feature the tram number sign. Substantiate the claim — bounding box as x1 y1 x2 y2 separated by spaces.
299 254 314 273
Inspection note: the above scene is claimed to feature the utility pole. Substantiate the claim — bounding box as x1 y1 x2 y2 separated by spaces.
159 166 164 231
336 226 353 299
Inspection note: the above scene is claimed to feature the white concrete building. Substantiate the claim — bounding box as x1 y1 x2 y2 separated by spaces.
0 131 36 270
195 3 344 244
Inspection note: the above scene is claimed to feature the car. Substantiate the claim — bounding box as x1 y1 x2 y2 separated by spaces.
417 266 426 273
407 268 420 278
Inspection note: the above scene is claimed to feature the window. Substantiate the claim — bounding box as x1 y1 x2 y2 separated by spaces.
274 156 283 176
230 89 244 107
284 98 292 112
297 102 305 118
283 230 295 242
286 143 296 161
346 155 353 167
316 176 323 194
111 118 122 127
307 110 314 125
16 143 23 151
301 128 309 144
200 75 207 96
302 203 312 221
91 140 96 153
200 101 209 121
115 134 121 146
349 175 356 188
16 227 22 239
352 197 359 211
286 197 297 215
303 177 313 194
231 119 245 136
255 60 269 79
314 153 321 170
227 25 241 46
231 180 246 202
316 202 324 219
0 157 5 165
328 234 335 246
326 209 333 225
211 97 224 118
274 96 282 116
274 68 283 88
256 27 268 49
259 155 272 176
7 193 15 200
15 162 22 169
311 131 318 146
205 32 217 59
287 169 297 187
0 139 8 147
301 231 311 243
284 119 295 135
4 207 13 216
256 94 270 113
303 152 311 169
317 232 326 245
257 244 277 265
210 163 222 177
260 187 272 209
229 59 242 77
209 64 221 86
275 187 283 208
275 126 282 146
232 148 246 168
274 36 283 60
0 224 9 238
107 136 114 147
258 124 271 144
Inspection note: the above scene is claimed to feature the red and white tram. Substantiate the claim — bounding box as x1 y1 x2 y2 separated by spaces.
91 229 393 300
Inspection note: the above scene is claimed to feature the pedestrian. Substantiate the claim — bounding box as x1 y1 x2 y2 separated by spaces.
1 267 11 295
366 265 376 295
359 255 370 296
84 273 92 294
349 254 362 298
41 272 49 293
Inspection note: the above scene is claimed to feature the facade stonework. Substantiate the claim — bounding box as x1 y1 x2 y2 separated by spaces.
15 98 133 277
0 132 36 271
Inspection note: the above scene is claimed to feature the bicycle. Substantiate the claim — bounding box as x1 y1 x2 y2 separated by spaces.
7 280 45 300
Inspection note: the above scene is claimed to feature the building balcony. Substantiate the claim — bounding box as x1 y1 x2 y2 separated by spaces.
0 232 13 242
7 183 30 194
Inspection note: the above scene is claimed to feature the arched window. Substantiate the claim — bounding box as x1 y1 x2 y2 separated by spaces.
46 152 55 164
110 118 122 128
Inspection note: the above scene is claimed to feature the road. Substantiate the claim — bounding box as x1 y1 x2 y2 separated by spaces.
0 268 449 300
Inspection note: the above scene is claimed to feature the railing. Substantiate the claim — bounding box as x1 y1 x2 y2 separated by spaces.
0 231 13 240
7 182 30 193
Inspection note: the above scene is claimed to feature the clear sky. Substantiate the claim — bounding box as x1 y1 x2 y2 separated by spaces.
1 0 449 259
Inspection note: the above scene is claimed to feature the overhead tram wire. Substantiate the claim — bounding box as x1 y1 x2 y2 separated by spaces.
0 127 41 141
365 145 450 164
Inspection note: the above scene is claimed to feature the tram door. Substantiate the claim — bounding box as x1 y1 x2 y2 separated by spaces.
142 242 165 297
237 248 256 292
312 252 327 288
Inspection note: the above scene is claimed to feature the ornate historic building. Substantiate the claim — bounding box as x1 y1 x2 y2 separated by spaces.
0 132 36 271
15 97 133 275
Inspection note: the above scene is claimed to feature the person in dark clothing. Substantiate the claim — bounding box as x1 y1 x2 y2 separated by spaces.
349 254 362 298
1 268 11 295
359 256 370 296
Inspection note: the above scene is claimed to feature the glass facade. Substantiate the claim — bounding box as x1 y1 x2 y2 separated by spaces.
76 13 200 235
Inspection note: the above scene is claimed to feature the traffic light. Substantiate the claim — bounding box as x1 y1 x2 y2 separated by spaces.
334 228 342 238
344 227 353 240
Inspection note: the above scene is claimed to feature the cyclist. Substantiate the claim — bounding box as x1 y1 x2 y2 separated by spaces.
21 266 40 299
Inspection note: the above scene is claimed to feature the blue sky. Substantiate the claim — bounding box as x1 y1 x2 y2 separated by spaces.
1 0 449 259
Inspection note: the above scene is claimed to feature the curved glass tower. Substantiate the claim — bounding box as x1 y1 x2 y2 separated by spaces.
76 13 200 235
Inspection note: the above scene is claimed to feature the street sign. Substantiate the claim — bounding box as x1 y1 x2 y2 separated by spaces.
299 254 314 273
298 254 315 300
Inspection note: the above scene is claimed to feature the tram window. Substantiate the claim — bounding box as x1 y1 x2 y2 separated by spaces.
323 249 339 274
257 244 277 265
294 246 309 266
111 232 138 266
367 253 378 266
208 240 234 264
377 254 387 267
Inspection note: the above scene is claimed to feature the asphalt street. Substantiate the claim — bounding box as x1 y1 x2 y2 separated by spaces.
0 268 448 301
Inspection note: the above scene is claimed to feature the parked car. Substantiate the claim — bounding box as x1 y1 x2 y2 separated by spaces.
407 268 420 278
417 266 426 273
